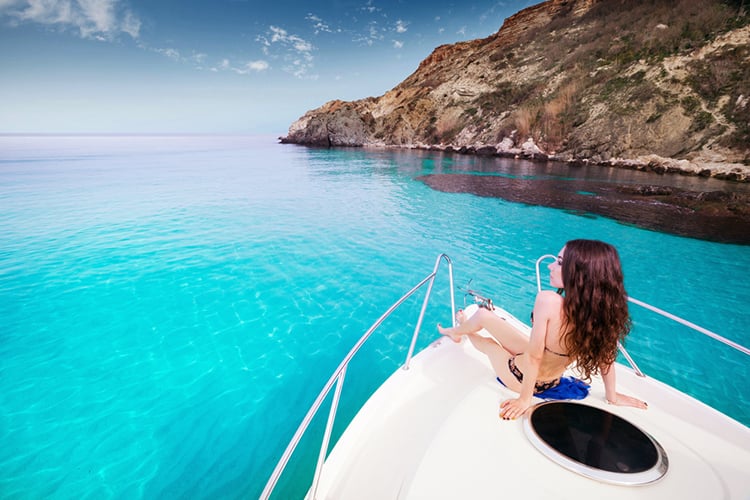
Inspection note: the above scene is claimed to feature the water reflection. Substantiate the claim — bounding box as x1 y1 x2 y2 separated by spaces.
396 154 750 245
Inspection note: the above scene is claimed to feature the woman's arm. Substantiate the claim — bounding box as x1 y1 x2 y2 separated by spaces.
601 362 648 409
499 292 554 420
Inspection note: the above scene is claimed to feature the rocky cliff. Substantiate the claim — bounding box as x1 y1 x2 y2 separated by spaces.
282 0 750 182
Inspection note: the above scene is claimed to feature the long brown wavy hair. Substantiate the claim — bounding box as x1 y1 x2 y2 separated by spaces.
559 239 631 381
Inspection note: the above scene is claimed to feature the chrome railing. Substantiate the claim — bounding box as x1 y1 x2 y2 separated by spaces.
534 254 750 377
260 254 455 500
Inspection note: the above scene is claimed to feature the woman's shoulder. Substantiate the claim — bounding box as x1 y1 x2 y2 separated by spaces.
535 289 564 306
533 290 563 317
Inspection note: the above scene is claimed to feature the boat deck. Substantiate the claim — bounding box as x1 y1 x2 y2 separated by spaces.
315 331 750 499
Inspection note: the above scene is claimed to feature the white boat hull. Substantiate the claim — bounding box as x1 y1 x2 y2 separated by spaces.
313 305 750 499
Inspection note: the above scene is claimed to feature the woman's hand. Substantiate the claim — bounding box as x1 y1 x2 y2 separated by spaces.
607 392 648 409
499 397 532 420
601 363 647 410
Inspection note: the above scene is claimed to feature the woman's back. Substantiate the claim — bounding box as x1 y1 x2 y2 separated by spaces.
519 290 570 380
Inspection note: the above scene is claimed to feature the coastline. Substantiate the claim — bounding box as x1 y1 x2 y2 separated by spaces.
367 141 750 183
278 135 750 183
278 139 750 245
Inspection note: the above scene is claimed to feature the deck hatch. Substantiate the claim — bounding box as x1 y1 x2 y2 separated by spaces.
523 401 668 485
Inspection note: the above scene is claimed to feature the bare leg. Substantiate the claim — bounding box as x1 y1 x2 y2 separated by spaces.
439 308 529 355
466 334 522 392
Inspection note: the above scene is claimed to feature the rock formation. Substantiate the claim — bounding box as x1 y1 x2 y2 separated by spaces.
281 0 750 182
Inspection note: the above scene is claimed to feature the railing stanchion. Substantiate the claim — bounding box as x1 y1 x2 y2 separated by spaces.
617 341 644 377
404 254 453 370
308 367 347 500
261 254 455 499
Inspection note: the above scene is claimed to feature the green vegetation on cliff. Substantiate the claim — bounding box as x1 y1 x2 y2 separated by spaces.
283 0 750 180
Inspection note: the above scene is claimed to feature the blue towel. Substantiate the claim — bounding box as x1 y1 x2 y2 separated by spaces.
496 376 590 400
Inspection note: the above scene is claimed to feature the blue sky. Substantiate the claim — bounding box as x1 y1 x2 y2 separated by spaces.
0 0 536 134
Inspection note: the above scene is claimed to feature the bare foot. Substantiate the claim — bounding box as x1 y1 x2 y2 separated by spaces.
437 324 461 343
437 309 465 343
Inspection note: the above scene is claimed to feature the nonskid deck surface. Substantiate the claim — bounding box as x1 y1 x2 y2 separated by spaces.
314 318 750 499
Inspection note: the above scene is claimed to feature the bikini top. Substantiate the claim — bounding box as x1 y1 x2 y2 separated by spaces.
545 345 569 357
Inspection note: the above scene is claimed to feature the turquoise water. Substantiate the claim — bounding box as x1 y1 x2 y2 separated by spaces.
1 135 748 499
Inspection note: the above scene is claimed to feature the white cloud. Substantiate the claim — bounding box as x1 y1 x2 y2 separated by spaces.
306 13 332 34
0 0 141 40
156 47 180 61
77 0 115 34
392 40 403 49
269 25 287 42
1 1 269 79
352 21 382 46
141 42 268 77
257 25 316 78
341 4 414 50
201 57 268 75
293 39 312 52
244 60 269 72
360 1 378 14
120 9 139 38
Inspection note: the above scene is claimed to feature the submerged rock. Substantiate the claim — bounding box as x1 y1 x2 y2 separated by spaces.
418 174 750 245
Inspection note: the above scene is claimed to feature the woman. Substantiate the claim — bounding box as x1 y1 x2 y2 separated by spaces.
438 239 647 420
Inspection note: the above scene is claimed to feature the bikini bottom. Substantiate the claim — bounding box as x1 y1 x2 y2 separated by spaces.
507 355 561 393
496 356 590 400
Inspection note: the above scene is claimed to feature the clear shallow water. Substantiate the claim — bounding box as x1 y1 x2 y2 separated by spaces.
1 135 748 499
